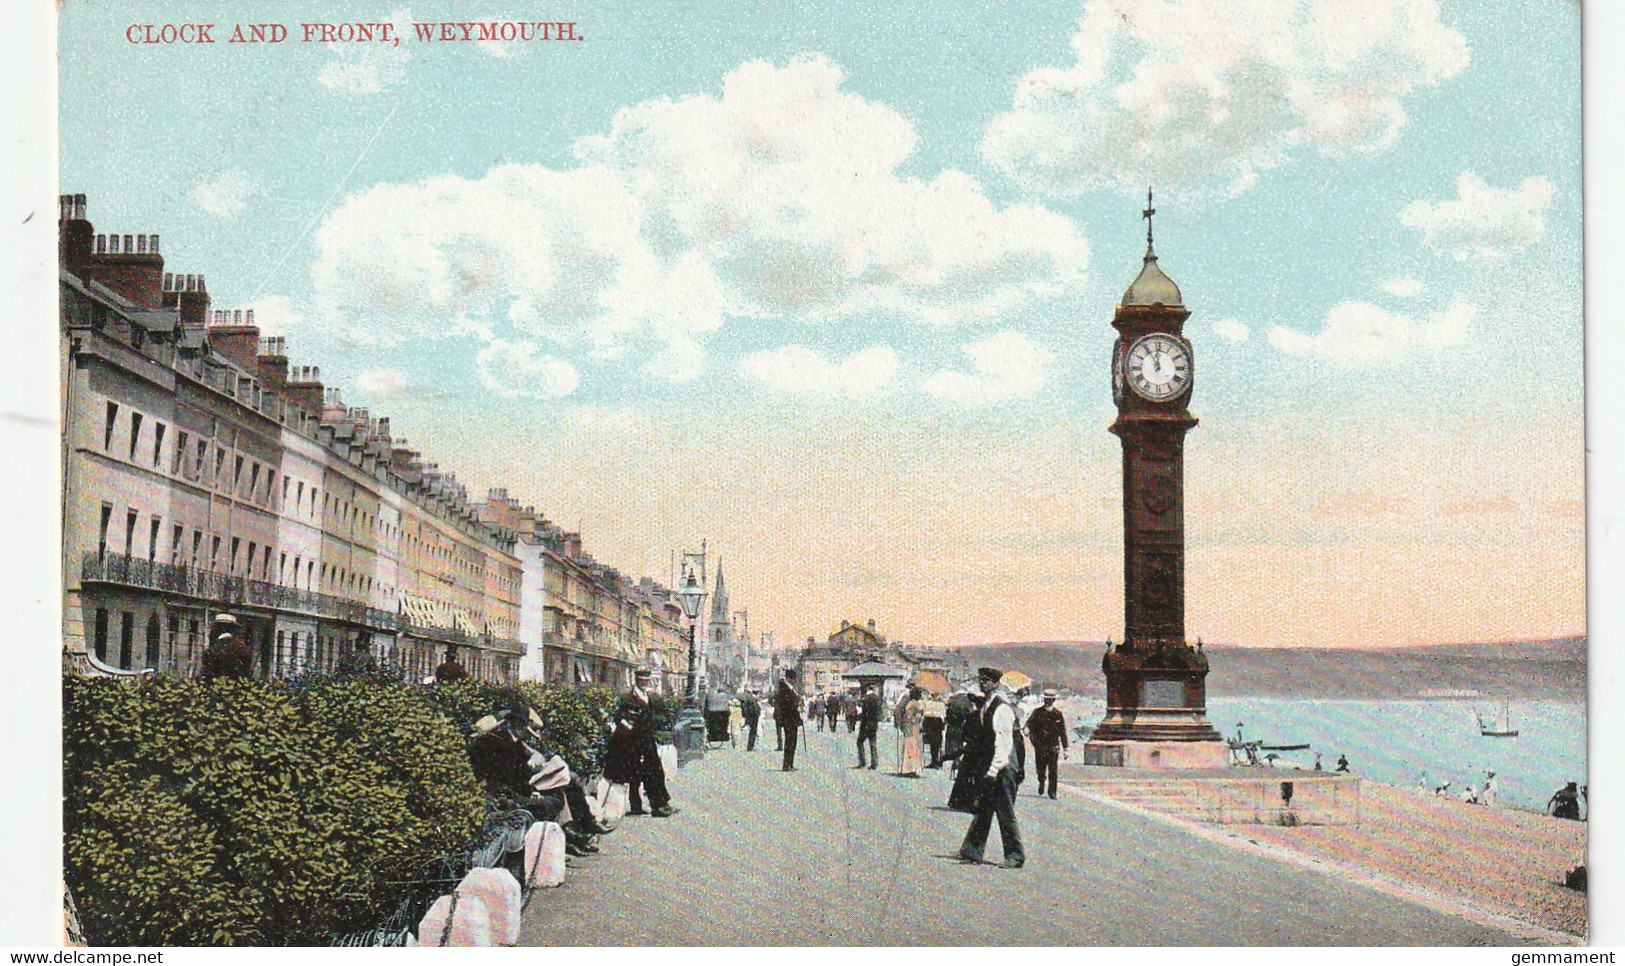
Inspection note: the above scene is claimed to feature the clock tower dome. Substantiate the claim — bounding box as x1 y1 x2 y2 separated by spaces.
1084 191 1227 769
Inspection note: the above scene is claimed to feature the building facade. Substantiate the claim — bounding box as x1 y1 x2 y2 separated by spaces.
62 193 748 693
793 618 967 699
61 194 521 683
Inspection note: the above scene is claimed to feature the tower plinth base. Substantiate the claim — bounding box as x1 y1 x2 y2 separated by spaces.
1086 644 1225 767
1082 738 1229 770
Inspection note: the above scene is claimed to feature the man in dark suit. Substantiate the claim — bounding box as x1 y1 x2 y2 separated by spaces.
200 628 254 681
957 667 1025 869
740 689 762 751
774 670 804 771
856 682 883 769
1024 689 1069 799
434 646 469 683
614 669 679 817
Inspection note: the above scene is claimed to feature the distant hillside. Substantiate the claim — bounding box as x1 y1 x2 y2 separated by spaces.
952 637 1586 701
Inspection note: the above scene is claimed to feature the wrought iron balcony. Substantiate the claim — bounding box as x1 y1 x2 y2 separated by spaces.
80 552 400 630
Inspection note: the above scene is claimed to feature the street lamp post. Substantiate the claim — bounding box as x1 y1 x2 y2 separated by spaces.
674 569 709 763
676 569 708 706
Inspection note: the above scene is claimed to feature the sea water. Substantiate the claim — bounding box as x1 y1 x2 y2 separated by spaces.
1059 697 1587 815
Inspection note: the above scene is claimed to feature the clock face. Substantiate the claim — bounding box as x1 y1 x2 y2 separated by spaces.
1124 334 1192 402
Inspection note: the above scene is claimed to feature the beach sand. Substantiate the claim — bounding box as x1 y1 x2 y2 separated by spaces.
1073 773 1587 939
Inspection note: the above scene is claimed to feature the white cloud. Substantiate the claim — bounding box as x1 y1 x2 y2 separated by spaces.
1381 277 1425 298
356 368 412 399
236 296 303 335
738 345 898 400
1212 318 1250 342
475 338 580 398
574 55 1090 325
312 55 1091 386
1399 173 1555 261
192 171 259 218
981 0 1469 198
922 331 1053 403
1418 299 1476 346
1268 299 1476 363
317 10 412 93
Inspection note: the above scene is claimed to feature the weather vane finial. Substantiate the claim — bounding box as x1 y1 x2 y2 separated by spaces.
1142 185 1156 252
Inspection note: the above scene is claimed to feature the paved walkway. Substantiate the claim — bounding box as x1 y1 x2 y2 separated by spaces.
518 728 1527 945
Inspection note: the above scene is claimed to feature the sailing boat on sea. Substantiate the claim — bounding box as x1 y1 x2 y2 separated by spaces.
1476 700 1519 738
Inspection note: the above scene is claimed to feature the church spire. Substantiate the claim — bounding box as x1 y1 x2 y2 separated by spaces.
709 558 729 621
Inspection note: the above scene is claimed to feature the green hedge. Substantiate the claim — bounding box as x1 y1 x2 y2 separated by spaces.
418 678 619 777
63 673 616 947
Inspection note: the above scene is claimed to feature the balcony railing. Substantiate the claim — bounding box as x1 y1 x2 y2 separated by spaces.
82 552 400 630
396 616 524 656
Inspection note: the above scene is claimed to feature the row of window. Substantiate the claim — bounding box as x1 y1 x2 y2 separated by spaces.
93 502 521 637
99 398 522 596
89 606 501 679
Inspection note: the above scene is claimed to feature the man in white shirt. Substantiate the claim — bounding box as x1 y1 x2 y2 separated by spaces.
956 666 1025 869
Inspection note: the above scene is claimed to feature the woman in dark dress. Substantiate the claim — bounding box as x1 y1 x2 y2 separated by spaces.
945 689 986 812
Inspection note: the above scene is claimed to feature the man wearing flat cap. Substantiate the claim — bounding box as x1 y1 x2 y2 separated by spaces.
1025 689 1069 800
613 668 679 817
956 666 1025 868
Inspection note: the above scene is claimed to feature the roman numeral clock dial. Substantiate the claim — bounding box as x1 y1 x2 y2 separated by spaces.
1124 333 1192 402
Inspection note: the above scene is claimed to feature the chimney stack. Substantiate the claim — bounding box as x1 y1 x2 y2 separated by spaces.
79 219 166 310
256 335 290 392
283 364 324 416
164 273 211 328
58 194 94 278
205 306 262 370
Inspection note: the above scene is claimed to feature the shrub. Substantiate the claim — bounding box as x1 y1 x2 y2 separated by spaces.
63 674 485 946
421 679 618 779
515 682 618 777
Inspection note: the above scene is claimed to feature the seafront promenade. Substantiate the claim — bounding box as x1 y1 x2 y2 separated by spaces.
518 728 1572 946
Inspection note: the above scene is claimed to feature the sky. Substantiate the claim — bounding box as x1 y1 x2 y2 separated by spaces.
56 0 1584 649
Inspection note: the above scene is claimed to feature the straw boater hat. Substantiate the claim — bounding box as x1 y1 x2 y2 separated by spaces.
1042 688 1058 699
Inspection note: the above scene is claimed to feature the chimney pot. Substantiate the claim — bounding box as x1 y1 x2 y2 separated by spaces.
136 235 147 254
246 309 254 326
150 235 159 253
75 194 86 219
96 235 107 254
162 272 172 289
122 235 133 253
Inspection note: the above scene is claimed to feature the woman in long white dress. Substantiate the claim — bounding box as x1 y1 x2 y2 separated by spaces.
899 686 925 776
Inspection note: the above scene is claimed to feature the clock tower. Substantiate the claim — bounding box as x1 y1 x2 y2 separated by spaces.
1084 191 1227 769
